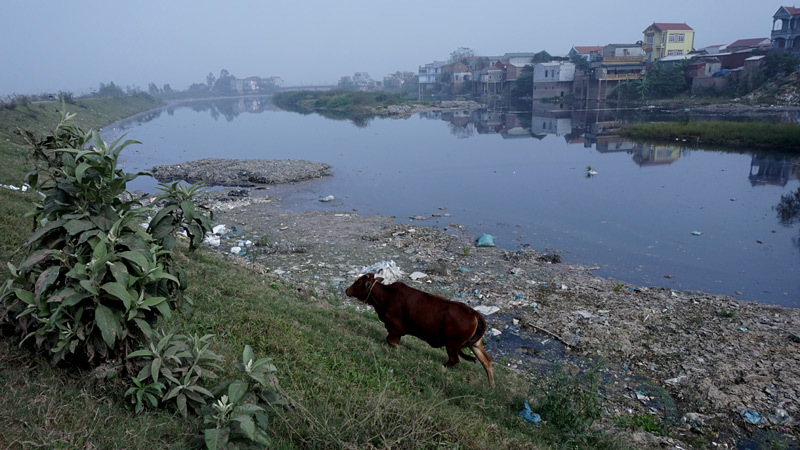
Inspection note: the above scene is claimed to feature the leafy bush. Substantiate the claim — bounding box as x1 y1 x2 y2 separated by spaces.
0 108 212 369
202 345 284 449
127 329 221 417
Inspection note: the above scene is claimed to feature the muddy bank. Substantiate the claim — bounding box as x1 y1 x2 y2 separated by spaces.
151 158 332 187
181 182 800 448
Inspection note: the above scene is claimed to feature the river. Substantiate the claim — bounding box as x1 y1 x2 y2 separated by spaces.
107 97 800 307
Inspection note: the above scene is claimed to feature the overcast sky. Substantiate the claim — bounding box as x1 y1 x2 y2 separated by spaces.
0 0 779 95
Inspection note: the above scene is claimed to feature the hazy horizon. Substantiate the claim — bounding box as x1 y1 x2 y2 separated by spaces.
1 0 780 96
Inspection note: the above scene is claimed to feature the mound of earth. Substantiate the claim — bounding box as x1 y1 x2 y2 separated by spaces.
151 158 332 186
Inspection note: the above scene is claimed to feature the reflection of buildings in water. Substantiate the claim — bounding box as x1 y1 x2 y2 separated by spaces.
594 138 637 153
749 155 800 187
531 115 572 136
632 144 682 166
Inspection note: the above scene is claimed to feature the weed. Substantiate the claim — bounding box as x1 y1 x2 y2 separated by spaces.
615 412 668 436
461 245 471 257
613 283 625 292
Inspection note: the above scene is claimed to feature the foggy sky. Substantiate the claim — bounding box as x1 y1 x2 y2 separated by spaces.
0 0 779 96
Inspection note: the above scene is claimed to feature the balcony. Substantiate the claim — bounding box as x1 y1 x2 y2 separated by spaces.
602 55 646 64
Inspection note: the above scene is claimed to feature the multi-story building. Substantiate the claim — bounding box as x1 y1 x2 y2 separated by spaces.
532 61 575 99
642 22 695 61
771 6 800 51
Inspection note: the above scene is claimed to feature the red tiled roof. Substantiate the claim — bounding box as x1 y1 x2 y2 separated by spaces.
784 6 800 15
648 22 694 32
573 46 603 54
728 38 770 48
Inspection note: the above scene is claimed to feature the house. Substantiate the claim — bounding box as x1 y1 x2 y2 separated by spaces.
503 53 536 91
532 61 575 99
441 62 471 94
419 61 446 85
771 6 800 51
474 60 506 94
569 46 604 62
726 38 771 53
596 44 646 81
694 44 726 55
642 22 695 61
688 56 722 78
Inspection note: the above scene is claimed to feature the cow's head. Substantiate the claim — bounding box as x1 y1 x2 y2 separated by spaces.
345 273 383 302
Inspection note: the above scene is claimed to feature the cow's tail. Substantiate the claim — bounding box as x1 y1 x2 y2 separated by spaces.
459 312 487 362
464 312 487 348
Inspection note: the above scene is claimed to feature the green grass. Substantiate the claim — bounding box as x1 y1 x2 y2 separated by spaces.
0 95 630 449
620 121 800 150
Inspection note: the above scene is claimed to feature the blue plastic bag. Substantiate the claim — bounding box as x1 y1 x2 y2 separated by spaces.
476 233 496 247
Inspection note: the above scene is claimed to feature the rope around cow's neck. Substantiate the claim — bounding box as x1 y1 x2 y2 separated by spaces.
365 280 377 304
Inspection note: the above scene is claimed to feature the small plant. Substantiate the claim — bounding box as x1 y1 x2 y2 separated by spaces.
614 412 667 436
125 377 165 414
127 329 221 417
202 345 283 449
534 361 604 444
613 283 625 292
461 245 471 257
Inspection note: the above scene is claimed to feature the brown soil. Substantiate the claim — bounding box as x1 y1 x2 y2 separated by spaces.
188 183 800 448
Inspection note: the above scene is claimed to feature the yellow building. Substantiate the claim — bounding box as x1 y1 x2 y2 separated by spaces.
642 23 695 62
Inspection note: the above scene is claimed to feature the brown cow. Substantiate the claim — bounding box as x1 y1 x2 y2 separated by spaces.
346 273 495 387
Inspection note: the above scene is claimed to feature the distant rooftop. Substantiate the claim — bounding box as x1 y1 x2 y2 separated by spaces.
647 22 694 32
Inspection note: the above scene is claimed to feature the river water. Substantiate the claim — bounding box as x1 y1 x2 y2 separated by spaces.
108 97 800 307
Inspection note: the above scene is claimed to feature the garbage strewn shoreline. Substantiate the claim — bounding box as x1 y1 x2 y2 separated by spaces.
189 180 799 447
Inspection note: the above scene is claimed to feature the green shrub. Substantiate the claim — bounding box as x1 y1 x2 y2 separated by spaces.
0 108 212 369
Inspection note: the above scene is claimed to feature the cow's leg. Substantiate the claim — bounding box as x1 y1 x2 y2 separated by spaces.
469 340 495 387
444 343 461 367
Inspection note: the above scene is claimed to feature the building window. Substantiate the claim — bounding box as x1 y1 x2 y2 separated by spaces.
667 50 676 56
646 34 654 45
677 33 685 42
669 33 676 42
677 50 683 55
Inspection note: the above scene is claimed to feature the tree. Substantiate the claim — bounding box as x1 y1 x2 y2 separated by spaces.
512 65 534 98
213 69 235 93
570 54 590 71
97 81 125 98
532 51 552 63
148 83 161 95
162 84 172 93
450 47 475 64
207 72 216 88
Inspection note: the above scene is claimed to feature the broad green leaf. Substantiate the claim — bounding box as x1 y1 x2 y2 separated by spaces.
94 304 120 348
101 282 132 310
19 250 54 273
235 415 256 440
34 266 60 303
154 301 171 320
139 296 166 308
64 219 95 236
204 428 227 450
127 349 155 358
14 289 34 305
180 200 195 222
20 220 66 249
118 250 151 273
79 280 99 296
227 380 248 405
242 345 254 366
233 403 264 414
75 162 91 183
